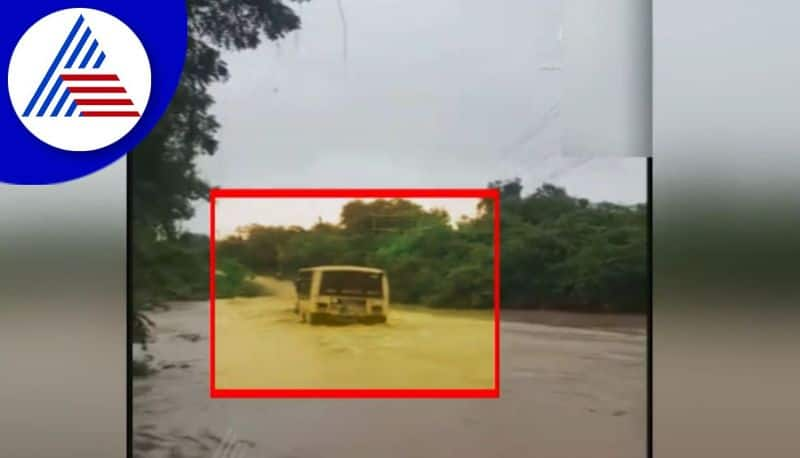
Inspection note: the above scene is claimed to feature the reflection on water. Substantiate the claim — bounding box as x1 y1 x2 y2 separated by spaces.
133 278 646 458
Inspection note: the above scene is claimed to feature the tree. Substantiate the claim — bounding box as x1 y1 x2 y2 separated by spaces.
498 182 647 311
340 199 443 234
131 0 303 344
480 177 520 217
212 186 647 313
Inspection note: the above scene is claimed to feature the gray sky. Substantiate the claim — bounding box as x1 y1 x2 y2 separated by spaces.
184 0 646 234
214 197 484 237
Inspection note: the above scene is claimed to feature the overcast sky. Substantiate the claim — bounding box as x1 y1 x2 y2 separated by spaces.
214 197 484 237
184 0 646 234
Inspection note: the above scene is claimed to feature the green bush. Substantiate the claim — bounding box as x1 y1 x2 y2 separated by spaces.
215 257 270 298
213 184 647 313
138 181 647 315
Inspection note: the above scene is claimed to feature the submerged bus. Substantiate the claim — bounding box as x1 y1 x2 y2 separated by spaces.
293 265 389 324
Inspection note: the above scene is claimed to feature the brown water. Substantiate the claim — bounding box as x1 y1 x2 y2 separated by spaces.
133 278 646 458
215 277 494 390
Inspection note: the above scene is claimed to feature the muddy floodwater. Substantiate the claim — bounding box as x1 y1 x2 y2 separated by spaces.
215 278 494 390
134 278 646 458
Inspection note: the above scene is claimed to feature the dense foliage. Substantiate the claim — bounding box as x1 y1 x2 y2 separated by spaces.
216 180 648 313
217 198 494 308
131 0 302 343
493 179 648 312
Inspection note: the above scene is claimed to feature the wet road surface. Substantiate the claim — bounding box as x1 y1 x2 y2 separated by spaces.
133 281 646 458
214 278 494 390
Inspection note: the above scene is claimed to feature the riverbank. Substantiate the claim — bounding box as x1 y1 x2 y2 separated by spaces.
500 309 647 334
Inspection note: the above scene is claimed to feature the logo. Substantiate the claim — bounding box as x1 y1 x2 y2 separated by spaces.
1 1 186 185
8 8 151 152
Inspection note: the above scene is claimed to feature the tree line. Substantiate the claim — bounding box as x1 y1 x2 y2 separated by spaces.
145 179 647 314
131 0 302 345
491 179 647 312
217 197 495 308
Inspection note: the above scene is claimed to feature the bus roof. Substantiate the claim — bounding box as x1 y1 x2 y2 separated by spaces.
298 265 384 274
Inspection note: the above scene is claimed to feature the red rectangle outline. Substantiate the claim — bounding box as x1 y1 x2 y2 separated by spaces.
209 188 501 398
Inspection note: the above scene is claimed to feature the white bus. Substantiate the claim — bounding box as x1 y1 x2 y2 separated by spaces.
294 265 390 325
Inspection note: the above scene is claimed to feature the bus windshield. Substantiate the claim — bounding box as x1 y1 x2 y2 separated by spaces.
319 271 383 298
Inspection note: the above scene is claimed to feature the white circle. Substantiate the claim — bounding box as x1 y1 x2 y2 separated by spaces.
7 8 151 152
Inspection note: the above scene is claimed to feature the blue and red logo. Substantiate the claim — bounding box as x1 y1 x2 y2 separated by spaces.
2 2 186 184
23 14 142 120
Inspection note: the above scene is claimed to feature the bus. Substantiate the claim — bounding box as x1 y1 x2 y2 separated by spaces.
294 265 390 325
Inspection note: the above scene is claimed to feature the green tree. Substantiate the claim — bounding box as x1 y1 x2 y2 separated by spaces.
131 0 303 344
215 187 647 314
341 199 446 234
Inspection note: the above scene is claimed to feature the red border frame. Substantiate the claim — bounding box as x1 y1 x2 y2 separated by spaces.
209 188 501 398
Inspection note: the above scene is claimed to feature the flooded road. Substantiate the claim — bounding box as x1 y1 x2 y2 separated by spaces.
134 279 646 458
215 278 494 390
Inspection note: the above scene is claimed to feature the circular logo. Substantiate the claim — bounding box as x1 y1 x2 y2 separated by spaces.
8 8 151 152
1 2 186 185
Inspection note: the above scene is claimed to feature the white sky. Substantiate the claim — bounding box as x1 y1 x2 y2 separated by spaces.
213 197 483 237
183 0 647 235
